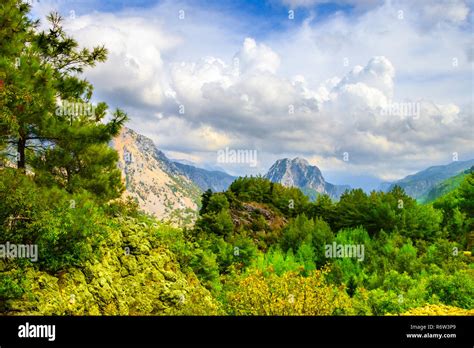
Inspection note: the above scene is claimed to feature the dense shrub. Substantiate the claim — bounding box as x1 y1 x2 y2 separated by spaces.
227 268 352 315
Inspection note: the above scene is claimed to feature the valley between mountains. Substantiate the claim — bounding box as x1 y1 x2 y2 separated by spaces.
3 126 473 316
1 0 473 318
112 127 474 223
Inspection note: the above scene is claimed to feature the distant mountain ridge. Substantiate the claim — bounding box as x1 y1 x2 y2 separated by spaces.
113 129 472 218
264 157 350 200
419 166 473 203
173 161 236 192
383 159 474 200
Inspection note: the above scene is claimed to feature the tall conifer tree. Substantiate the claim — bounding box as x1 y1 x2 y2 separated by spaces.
0 1 127 200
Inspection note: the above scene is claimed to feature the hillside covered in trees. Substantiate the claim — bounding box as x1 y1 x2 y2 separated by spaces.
0 1 473 316
183 175 474 315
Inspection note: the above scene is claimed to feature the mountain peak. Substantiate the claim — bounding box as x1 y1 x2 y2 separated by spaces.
264 157 348 200
111 127 201 223
292 157 309 166
275 157 310 166
265 157 323 188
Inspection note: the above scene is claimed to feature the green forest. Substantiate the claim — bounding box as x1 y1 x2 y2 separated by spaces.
1 1 473 316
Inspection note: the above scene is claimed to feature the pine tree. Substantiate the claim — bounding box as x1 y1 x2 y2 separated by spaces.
200 189 213 215
1 2 127 200
0 0 55 170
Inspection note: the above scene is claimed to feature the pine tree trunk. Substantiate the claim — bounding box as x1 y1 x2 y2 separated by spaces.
17 134 26 170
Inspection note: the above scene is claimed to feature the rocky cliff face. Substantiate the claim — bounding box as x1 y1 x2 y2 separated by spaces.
266 158 326 192
111 128 201 224
264 157 349 200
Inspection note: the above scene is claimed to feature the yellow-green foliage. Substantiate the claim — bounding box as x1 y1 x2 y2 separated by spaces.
226 267 352 315
399 304 474 316
1 216 221 315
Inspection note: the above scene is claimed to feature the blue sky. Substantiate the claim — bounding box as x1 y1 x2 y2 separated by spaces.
53 0 354 21
31 0 473 190
36 0 358 39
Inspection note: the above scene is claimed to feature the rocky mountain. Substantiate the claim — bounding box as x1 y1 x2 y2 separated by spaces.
384 159 474 200
173 161 236 192
111 127 202 224
264 157 350 200
111 127 238 223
